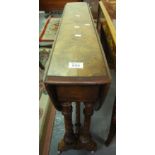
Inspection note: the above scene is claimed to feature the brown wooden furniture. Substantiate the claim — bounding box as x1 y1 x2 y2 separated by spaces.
44 2 111 153
97 1 116 145
97 0 116 69
39 0 99 19
39 0 81 11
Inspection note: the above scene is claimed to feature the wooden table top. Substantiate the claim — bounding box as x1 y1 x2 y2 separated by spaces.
46 2 111 84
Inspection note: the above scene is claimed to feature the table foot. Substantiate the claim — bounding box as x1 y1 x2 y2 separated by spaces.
57 150 62 155
58 137 97 152
58 138 76 152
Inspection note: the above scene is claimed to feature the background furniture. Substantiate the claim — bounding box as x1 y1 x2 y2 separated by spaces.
39 0 81 11
97 0 116 145
39 47 56 155
39 0 99 19
97 0 116 69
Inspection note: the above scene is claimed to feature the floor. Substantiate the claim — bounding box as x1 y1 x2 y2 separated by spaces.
49 70 116 155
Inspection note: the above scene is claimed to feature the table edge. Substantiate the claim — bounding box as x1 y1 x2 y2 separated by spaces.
44 76 111 85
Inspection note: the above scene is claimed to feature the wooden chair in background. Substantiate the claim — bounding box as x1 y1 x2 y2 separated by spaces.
97 0 116 145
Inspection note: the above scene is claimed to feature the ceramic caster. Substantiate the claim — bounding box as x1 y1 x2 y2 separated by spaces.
57 150 61 155
90 151 95 154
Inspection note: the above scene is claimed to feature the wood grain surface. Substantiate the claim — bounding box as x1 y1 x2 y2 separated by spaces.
47 2 111 79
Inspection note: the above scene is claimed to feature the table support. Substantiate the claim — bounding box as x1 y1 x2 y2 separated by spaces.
80 102 97 151
58 102 97 152
61 102 75 144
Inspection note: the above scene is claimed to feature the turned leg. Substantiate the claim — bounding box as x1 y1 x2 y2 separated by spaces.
79 102 97 151
80 102 93 143
62 102 75 144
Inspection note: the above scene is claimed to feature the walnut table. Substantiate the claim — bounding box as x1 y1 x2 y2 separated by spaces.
44 2 111 153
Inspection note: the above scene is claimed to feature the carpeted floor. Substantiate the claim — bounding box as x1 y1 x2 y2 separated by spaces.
39 12 60 142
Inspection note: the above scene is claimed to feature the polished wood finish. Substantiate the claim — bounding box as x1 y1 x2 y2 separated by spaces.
80 102 95 143
47 3 110 78
45 2 111 152
62 102 76 144
56 85 100 102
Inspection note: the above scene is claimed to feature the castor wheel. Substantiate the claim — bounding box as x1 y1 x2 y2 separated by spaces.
57 150 61 155
90 150 95 154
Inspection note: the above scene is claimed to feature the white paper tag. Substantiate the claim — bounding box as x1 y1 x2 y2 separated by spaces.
84 23 90 26
75 14 80 17
74 25 80 28
68 62 83 69
74 34 82 37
